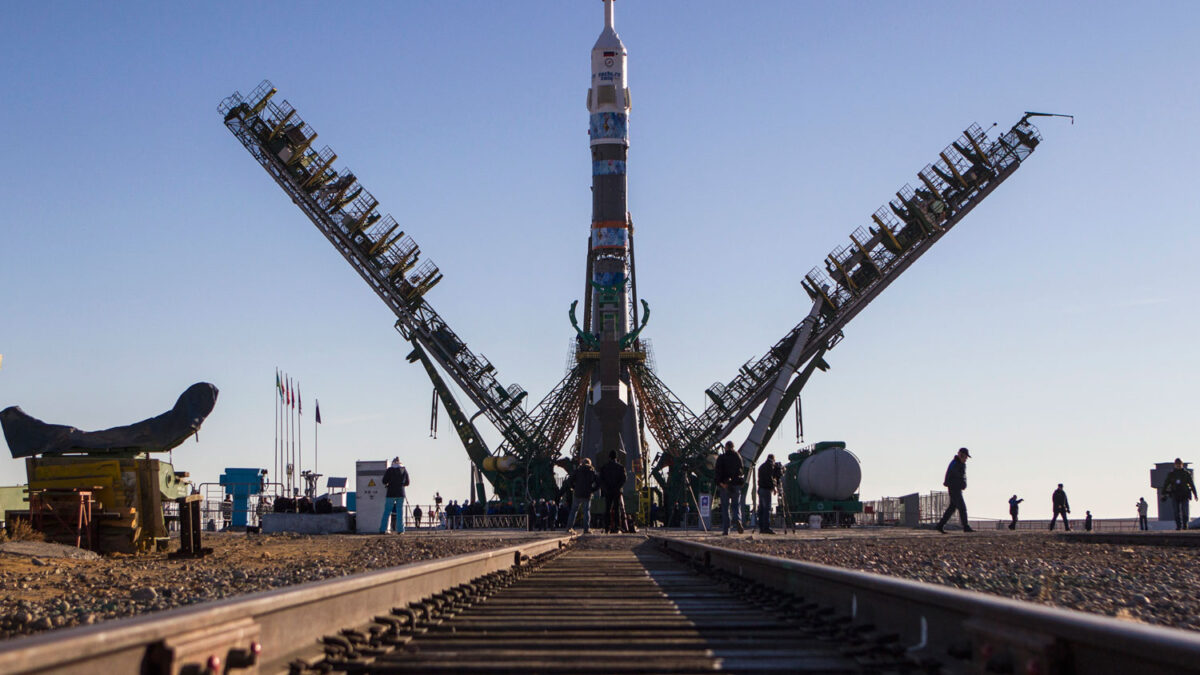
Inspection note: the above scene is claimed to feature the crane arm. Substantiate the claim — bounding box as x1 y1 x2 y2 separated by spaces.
657 117 1046 468
219 81 550 453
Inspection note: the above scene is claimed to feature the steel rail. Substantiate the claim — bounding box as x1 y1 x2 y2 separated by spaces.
0 536 570 675
654 536 1200 674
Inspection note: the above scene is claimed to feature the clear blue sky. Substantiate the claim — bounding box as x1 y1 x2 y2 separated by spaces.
2 2 1197 519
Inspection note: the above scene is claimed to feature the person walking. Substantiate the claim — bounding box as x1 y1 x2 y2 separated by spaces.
599 451 628 533
1049 484 1071 531
1084 510 1093 531
1008 494 1024 530
1159 458 1197 530
936 447 974 533
757 454 782 534
566 458 599 534
1136 497 1149 530
379 457 410 534
714 441 746 535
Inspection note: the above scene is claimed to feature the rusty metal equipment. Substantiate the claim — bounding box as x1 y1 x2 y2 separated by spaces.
0 384 213 552
15 456 191 553
169 493 212 559
26 487 98 551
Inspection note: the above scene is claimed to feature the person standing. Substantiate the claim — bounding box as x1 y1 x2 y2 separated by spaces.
1159 458 1197 530
1084 511 1093 531
566 458 599 534
936 448 974 534
757 454 781 534
1008 494 1024 530
1049 484 1071 531
379 457 410 534
1136 497 1149 530
412 505 423 530
714 441 746 535
599 451 628 533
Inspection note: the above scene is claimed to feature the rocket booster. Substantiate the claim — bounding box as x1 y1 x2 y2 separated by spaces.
587 0 631 341
579 0 640 464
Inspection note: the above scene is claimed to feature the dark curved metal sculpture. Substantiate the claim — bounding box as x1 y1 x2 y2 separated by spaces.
1 382 218 458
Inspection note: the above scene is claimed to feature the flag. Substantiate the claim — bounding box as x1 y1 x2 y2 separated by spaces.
298 384 302 415
315 400 322 424
276 371 284 401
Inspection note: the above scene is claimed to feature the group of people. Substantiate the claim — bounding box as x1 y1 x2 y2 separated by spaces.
1008 483 1082 531
714 441 785 535
938 449 1198 533
940 448 1095 533
561 450 636 534
381 449 1200 536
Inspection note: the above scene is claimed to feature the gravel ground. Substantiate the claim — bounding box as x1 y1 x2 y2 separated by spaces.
0 531 551 641
704 530 1200 631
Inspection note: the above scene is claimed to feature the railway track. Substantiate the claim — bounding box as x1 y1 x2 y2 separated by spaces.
3 534 1200 674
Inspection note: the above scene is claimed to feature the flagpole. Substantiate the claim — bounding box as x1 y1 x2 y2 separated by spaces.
274 369 279 499
291 377 298 496
314 398 320 475
288 376 295 496
284 375 291 496
297 382 303 493
280 369 286 497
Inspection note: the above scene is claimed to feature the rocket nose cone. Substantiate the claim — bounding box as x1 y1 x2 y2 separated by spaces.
593 27 624 52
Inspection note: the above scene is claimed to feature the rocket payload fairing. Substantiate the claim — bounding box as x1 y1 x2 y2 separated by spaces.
576 0 644 471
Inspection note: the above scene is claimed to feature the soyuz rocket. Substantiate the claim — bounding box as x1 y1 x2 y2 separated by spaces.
576 0 644 473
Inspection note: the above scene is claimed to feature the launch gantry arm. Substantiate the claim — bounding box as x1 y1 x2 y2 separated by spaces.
219 81 579 482
634 117 1046 476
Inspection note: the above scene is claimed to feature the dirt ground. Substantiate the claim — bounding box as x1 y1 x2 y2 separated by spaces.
697 529 1200 632
0 531 553 640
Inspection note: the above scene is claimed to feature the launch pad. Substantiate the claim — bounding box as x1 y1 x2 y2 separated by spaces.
218 1 1053 521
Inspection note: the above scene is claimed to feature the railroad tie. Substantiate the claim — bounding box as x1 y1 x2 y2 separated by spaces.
301 543 920 674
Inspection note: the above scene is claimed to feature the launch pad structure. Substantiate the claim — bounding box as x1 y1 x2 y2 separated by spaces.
218 1 1054 520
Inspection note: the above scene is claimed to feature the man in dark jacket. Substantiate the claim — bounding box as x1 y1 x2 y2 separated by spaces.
599 451 628 533
936 447 973 533
714 441 745 535
757 454 781 534
379 457 410 533
566 458 598 534
1008 495 1023 530
1160 458 1197 530
1049 484 1071 530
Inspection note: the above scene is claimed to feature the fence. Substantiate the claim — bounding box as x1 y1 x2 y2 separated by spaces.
978 517 1143 532
860 492 950 526
392 505 529 531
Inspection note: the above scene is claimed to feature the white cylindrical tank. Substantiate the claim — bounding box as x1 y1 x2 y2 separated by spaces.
797 446 862 501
